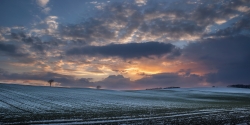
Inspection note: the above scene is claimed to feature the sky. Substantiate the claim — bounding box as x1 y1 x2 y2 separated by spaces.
0 0 250 90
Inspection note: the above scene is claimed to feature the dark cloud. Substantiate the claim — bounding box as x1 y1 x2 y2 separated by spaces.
11 32 26 40
0 42 27 57
96 75 132 90
137 2 204 39
54 0 250 44
0 43 18 54
135 73 203 88
191 0 250 26
57 2 197 43
59 18 116 44
0 68 7 78
11 32 59 54
209 18 250 37
183 35 250 85
58 2 143 43
95 73 203 90
66 42 180 59
147 0 250 39
143 19 203 39
192 5 233 26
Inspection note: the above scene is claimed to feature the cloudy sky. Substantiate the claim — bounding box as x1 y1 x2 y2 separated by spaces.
0 0 250 89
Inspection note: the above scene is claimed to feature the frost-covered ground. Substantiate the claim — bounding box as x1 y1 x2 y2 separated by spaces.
0 83 250 124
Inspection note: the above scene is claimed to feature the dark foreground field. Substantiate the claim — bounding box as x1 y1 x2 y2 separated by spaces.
0 83 250 124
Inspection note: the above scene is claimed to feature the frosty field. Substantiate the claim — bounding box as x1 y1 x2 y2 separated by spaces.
1 83 250 124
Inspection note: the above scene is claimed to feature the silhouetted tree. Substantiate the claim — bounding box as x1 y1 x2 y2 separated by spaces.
96 85 101 89
48 79 54 87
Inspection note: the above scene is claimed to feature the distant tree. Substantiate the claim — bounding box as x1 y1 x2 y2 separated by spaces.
96 85 101 89
48 79 54 87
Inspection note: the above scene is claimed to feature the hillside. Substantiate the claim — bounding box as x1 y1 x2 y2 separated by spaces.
1 83 250 124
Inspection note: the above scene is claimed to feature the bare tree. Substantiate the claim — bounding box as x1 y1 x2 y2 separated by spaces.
48 79 54 87
96 85 101 89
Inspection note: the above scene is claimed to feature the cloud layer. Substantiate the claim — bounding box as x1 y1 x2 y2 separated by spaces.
67 42 180 59
0 0 250 89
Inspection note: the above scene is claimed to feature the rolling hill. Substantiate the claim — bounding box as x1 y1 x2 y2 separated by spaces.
1 83 250 124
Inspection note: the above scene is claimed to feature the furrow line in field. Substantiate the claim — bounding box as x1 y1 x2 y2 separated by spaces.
0 88 80 113
0 89 55 113
11 109 250 124
0 95 31 114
